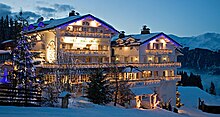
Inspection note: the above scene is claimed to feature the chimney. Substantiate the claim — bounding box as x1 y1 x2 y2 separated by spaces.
119 31 125 38
141 25 150 34
69 10 76 16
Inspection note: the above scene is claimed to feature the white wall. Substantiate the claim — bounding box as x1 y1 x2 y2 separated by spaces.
156 81 177 106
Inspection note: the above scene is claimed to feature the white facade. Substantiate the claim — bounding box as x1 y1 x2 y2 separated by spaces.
25 14 182 109
112 33 182 108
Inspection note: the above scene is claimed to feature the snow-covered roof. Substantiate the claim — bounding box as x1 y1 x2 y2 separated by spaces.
25 14 119 34
0 50 11 54
1 40 14 44
58 91 71 98
111 32 182 47
130 86 154 95
122 66 142 73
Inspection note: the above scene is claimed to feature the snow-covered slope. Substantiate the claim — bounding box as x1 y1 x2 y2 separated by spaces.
178 86 220 117
178 86 220 108
169 33 220 51
1 87 220 117
0 105 181 117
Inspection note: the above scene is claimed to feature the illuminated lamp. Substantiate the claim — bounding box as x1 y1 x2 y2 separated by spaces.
124 47 129 50
23 26 28 31
163 57 167 61
90 20 100 27
38 22 45 27
135 57 138 61
116 57 119 61
28 24 34 30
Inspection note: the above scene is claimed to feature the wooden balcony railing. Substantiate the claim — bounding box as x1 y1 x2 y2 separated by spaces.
146 49 173 54
111 75 181 87
64 31 112 38
64 49 109 56
36 62 181 69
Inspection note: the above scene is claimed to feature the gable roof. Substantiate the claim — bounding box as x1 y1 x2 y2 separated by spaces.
25 14 119 34
111 32 182 47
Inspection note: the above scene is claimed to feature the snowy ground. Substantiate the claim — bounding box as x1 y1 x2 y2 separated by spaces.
0 87 220 117
0 105 182 117
178 86 220 117
178 68 220 95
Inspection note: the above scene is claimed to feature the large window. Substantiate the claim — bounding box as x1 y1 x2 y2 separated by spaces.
154 71 158 77
153 43 163 49
143 71 152 78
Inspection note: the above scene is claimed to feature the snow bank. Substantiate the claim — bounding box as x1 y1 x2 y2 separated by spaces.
178 86 220 108
0 105 183 117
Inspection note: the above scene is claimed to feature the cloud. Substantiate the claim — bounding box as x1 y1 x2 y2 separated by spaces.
11 11 42 23
0 3 12 17
36 6 56 13
53 4 74 12
36 6 56 19
0 3 41 23
22 11 42 23
36 0 49 5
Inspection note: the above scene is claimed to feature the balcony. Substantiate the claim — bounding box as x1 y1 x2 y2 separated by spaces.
64 49 109 56
37 62 181 69
146 49 172 54
64 31 112 38
162 75 181 81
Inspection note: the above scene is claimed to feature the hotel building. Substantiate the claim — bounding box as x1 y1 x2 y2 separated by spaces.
24 11 182 108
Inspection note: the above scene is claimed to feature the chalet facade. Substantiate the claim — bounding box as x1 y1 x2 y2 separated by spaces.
24 12 182 109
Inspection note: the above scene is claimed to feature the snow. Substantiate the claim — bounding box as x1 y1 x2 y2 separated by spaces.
179 68 220 95
0 105 181 117
58 91 71 98
122 67 142 73
0 50 11 54
26 15 81 33
1 87 220 117
130 86 154 95
178 86 220 107
169 32 220 51
177 86 220 117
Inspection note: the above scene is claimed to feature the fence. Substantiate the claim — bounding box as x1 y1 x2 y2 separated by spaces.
0 86 42 107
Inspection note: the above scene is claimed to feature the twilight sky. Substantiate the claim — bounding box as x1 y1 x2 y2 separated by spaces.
0 0 220 36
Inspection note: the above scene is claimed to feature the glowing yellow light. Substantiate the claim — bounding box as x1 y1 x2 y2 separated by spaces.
90 20 100 27
116 57 119 61
163 57 167 61
135 57 138 61
160 39 166 44
72 20 82 25
124 47 129 50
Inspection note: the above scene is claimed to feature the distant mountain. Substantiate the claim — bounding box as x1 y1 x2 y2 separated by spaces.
169 32 220 51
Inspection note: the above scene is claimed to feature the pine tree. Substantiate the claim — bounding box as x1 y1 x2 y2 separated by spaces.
12 35 36 88
117 81 133 107
0 17 5 42
11 10 38 89
209 82 216 95
87 68 113 105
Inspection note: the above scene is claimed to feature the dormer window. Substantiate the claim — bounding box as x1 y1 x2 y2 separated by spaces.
116 38 124 44
126 37 135 43
82 21 90 26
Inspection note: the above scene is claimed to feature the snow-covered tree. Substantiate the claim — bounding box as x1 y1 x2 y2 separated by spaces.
87 68 113 105
11 10 39 89
12 35 36 88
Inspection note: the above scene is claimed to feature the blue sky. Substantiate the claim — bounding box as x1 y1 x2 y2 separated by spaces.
0 0 220 36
